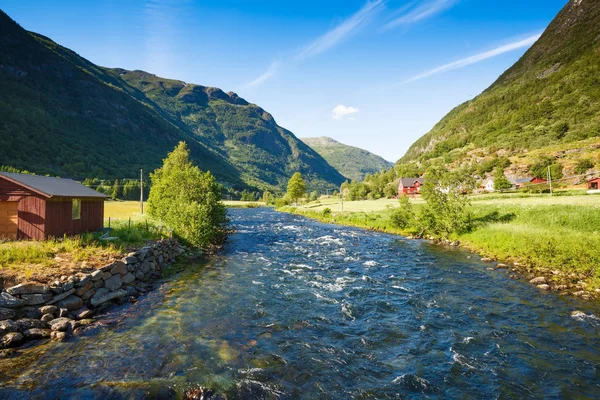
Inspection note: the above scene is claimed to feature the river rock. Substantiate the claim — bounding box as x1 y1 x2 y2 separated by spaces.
20 292 53 306
75 274 91 287
111 261 128 276
62 281 74 291
41 314 54 323
90 288 127 307
134 270 145 281
0 307 16 321
56 295 83 311
48 317 72 332
104 274 122 291
74 307 94 320
48 288 76 305
0 320 19 335
51 331 67 342
40 305 58 316
24 328 51 340
75 281 94 297
93 280 104 289
529 277 547 284
537 284 550 291
0 292 24 309
15 307 41 320
91 270 104 282
7 282 50 295
122 272 135 285
0 332 24 349
140 261 151 274
15 318 48 331
58 308 69 318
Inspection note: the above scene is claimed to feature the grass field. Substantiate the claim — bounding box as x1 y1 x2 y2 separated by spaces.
283 192 600 294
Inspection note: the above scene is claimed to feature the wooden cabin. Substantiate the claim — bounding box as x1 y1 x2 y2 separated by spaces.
587 178 600 191
398 178 424 195
0 172 107 240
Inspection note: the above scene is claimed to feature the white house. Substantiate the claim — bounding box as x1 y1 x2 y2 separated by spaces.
483 178 495 192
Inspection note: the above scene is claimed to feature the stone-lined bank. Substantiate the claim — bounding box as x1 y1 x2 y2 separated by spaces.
0 239 185 351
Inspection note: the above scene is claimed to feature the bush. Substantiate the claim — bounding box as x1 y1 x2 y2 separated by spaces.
574 158 594 175
322 208 332 218
389 195 414 229
275 198 290 209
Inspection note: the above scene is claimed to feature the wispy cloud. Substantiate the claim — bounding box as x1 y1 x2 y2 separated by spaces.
244 0 385 88
382 0 458 32
296 0 386 60
400 33 542 85
243 60 281 89
332 105 360 120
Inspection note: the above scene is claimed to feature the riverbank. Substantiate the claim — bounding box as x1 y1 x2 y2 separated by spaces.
279 195 600 300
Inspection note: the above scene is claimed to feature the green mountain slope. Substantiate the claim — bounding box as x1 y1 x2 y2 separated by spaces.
0 10 344 192
302 137 393 181
401 0 600 164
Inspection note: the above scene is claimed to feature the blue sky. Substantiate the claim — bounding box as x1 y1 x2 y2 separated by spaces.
1 0 567 162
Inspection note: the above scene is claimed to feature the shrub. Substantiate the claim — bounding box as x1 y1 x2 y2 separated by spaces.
322 208 332 218
389 195 414 229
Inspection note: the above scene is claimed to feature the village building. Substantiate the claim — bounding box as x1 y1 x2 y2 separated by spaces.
398 178 424 195
0 172 107 240
587 177 600 193
482 178 496 192
513 177 547 189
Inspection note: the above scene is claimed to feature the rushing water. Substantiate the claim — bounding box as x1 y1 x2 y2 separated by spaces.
1 208 600 399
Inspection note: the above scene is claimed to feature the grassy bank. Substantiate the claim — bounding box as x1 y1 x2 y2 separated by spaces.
281 194 600 295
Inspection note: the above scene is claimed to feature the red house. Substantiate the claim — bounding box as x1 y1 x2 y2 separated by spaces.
514 177 547 188
0 172 107 240
398 178 424 195
587 178 600 191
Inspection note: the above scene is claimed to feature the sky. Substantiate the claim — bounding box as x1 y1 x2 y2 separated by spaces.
0 0 568 162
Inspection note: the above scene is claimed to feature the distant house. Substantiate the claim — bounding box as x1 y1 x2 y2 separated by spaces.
398 178 424 195
587 177 600 192
513 177 547 188
0 172 107 240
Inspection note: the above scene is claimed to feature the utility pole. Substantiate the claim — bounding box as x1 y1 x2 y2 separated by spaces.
140 169 144 214
547 166 553 196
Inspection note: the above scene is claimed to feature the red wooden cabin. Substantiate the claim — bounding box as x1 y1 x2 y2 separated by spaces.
0 172 107 240
398 178 424 195
587 178 600 190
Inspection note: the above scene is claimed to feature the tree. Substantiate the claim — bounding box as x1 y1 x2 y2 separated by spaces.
574 158 594 175
287 172 306 205
110 179 120 200
531 156 563 179
148 142 226 247
493 168 512 191
390 195 414 229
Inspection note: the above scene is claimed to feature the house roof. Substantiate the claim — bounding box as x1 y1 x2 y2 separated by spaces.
0 172 108 198
514 177 534 184
399 178 424 187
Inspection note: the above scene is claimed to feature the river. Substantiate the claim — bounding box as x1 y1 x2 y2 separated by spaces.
1 208 599 399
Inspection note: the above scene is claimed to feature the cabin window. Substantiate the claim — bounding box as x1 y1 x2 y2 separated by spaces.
72 199 81 220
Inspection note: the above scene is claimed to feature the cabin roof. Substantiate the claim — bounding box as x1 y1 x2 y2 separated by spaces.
399 178 424 187
0 172 108 199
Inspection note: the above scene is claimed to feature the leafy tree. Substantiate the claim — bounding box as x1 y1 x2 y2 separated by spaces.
530 156 563 180
390 195 414 229
419 166 472 238
309 191 319 202
262 191 275 205
148 142 226 247
287 172 306 205
574 158 594 174
493 168 512 191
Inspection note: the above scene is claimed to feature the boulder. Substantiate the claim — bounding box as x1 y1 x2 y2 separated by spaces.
0 320 19 335
75 274 91 287
15 318 48 331
0 307 16 321
93 280 104 289
47 289 76 305
39 305 58 316
62 281 74 291
0 332 24 349
111 261 128 276
0 292 24 309
134 270 145 281
529 277 547 284
91 270 104 282
75 281 94 297
537 284 550 290
24 328 52 340
20 292 53 306
51 331 67 342
58 308 69 318
90 288 127 307
48 317 72 332
6 282 50 295
16 307 42 319
81 288 96 301
122 272 136 285
74 307 94 320
140 261 151 274
104 274 122 291
102 272 112 280
56 295 84 311
41 314 54 323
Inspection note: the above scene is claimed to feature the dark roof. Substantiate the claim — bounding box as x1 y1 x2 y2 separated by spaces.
514 177 534 183
0 172 108 198
399 178 424 187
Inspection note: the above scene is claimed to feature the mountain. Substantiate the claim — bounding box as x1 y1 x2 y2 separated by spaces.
401 0 600 167
0 10 344 192
302 137 394 181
